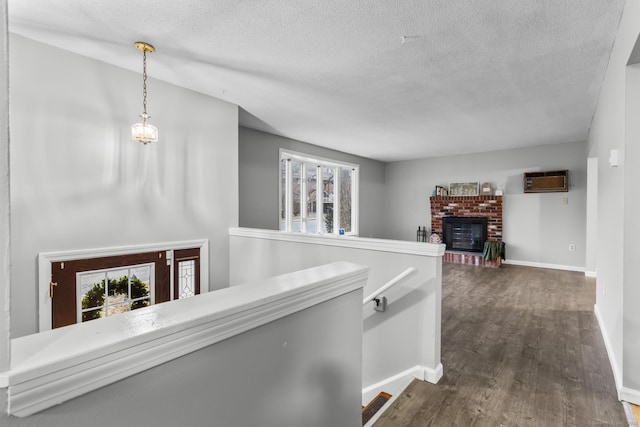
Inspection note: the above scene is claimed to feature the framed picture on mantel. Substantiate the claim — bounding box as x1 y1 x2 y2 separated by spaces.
480 182 493 195
449 182 479 196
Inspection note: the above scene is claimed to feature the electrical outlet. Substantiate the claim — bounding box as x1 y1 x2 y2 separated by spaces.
569 244 576 252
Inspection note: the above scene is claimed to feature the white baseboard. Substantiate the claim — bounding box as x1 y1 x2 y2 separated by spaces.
620 387 640 406
593 305 640 406
362 363 443 401
502 259 585 272
594 304 623 393
585 271 597 278
363 365 421 398
423 363 444 384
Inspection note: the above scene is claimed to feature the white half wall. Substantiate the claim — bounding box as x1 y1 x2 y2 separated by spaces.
384 141 588 269
229 227 444 392
9 35 239 338
1 262 366 425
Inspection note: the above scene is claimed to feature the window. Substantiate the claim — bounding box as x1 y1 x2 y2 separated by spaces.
280 150 358 235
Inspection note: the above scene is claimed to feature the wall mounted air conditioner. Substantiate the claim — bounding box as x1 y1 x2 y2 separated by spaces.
523 170 568 193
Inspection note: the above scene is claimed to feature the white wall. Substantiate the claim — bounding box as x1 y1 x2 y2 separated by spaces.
9 35 239 338
589 0 640 403
624 63 640 397
0 0 10 375
384 141 588 269
585 157 598 276
238 127 387 238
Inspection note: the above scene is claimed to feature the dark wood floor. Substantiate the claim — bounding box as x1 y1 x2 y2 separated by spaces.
374 263 627 427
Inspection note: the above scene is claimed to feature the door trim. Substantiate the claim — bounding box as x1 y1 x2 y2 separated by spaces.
38 239 209 332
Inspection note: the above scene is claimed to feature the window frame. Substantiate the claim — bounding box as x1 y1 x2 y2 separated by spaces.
279 149 359 236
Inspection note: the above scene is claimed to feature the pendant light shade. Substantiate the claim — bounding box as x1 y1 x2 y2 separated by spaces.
132 113 158 144
132 42 158 144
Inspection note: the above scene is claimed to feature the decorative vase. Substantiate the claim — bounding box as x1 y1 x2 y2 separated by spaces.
429 233 442 244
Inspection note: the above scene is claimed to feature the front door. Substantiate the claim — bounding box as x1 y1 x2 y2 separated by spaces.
51 251 173 329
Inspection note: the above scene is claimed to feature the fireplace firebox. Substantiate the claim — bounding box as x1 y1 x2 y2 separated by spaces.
442 217 488 252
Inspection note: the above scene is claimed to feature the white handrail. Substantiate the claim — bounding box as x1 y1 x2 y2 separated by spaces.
362 267 417 305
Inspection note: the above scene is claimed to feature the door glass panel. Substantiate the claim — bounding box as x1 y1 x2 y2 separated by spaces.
83 308 102 323
129 266 151 310
80 272 106 323
178 260 196 299
106 269 130 318
78 263 153 323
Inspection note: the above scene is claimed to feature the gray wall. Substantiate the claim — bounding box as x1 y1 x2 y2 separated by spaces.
9 35 239 338
0 0 10 374
384 141 588 269
240 125 589 269
239 127 386 238
624 63 640 394
588 0 640 397
1 289 363 427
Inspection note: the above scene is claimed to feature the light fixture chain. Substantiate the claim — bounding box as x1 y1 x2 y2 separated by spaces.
132 41 157 144
142 49 148 117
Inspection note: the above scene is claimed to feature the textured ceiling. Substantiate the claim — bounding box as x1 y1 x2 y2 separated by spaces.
8 1 625 162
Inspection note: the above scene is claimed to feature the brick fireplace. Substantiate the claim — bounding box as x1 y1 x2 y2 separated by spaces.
430 195 503 267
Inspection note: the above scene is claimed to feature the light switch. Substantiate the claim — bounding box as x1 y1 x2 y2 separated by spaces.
609 149 619 167
562 197 568 205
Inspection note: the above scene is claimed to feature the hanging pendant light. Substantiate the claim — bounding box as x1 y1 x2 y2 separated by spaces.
131 41 158 144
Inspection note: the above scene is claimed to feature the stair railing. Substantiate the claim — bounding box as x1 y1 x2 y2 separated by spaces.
362 267 417 311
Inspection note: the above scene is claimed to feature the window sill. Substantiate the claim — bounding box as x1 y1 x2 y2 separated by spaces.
0 261 368 417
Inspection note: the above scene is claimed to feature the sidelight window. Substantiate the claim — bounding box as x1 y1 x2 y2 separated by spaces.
178 260 196 299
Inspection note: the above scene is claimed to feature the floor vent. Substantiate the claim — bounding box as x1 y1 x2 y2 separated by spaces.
362 391 392 425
